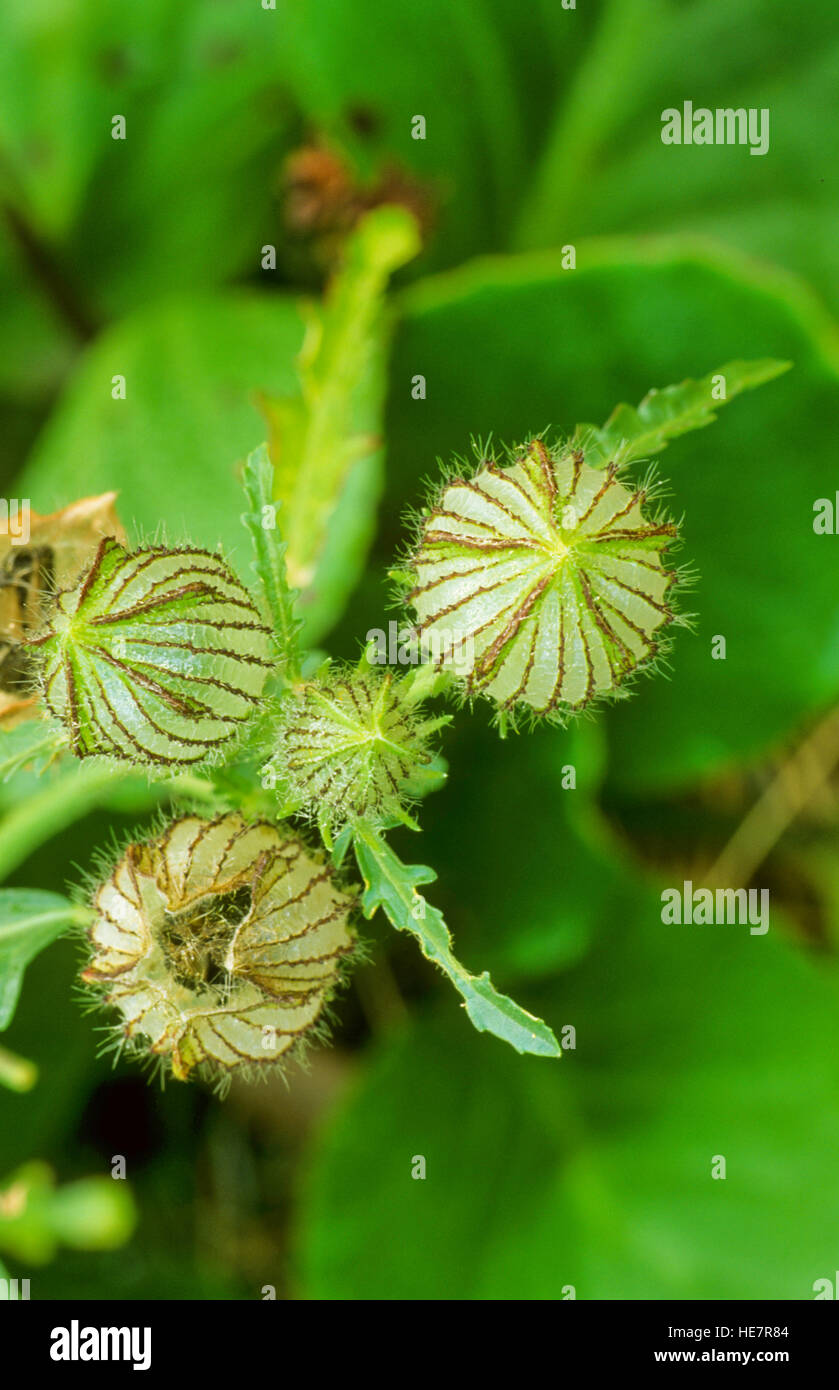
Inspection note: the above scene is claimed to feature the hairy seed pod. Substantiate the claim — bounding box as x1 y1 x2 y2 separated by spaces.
82 814 355 1083
406 439 680 717
28 538 274 766
0 493 126 730
268 668 438 829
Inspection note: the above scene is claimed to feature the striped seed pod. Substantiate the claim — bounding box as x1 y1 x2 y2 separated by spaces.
405 438 681 718
82 813 356 1083
267 668 439 830
0 492 126 730
28 538 274 766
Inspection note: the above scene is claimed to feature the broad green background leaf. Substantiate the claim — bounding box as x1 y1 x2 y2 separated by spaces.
0 888 75 1030
18 295 304 571
0 0 291 313
0 0 584 324
0 231 76 484
515 0 839 315
276 0 837 312
0 235 75 396
272 0 593 273
384 238 839 791
0 722 65 785
1 0 835 326
300 881 839 1299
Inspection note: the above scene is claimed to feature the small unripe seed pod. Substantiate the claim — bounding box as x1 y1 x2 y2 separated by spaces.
267 668 439 830
406 439 680 717
82 813 356 1083
29 539 274 766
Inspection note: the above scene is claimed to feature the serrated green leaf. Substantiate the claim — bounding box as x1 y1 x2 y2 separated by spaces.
241 443 302 680
576 358 791 465
267 205 421 640
0 890 79 1030
353 820 560 1058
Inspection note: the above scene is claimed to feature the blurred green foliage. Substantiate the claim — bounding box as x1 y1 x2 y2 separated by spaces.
0 1160 136 1264
1 0 837 1301
0 887 77 1029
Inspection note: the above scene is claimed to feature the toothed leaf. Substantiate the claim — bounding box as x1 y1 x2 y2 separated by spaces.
576 358 791 466
353 821 560 1058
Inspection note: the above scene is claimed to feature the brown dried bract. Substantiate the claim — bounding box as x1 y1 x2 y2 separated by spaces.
282 141 435 257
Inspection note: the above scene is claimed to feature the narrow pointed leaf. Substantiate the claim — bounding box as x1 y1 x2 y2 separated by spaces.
576 358 791 465
265 205 421 640
353 821 560 1058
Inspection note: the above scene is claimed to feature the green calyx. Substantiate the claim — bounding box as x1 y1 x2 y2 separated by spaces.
266 667 446 832
29 538 274 767
405 438 682 720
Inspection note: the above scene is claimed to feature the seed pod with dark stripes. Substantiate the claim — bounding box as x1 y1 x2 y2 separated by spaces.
82 813 356 1084
266 668 442 831
28 538 274 766
405 438 681 719
0 492 126 730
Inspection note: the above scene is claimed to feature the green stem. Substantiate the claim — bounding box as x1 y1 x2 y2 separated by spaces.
284 210 420 587
268 207 419 620
242 443 303 683
0 758 235 884
0 763 125 882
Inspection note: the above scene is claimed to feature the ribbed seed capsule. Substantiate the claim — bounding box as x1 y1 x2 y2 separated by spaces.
29 539 274 766
406 439 680 717
0 493 126 730
82 814 355 1083
268 669 438 829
